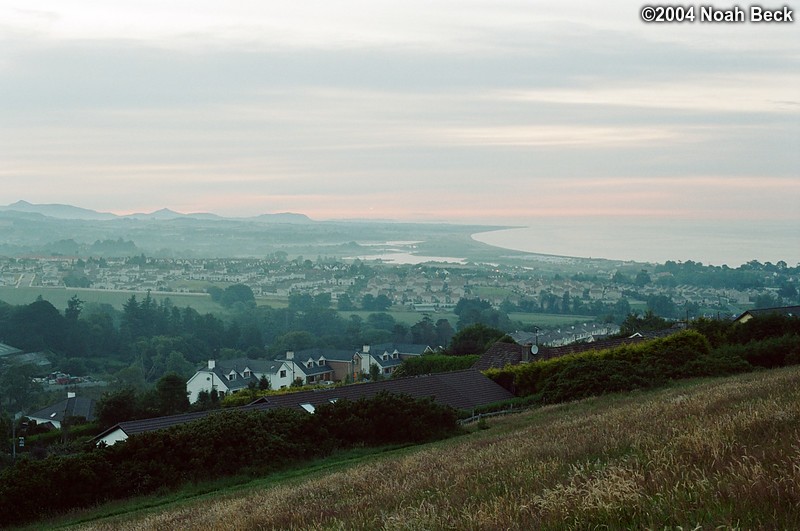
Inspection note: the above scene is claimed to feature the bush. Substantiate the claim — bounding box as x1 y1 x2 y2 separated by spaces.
0 392 461 528
487 331 723 402
393 354 479 377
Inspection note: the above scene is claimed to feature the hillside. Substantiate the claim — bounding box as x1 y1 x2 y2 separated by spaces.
70 366 800 530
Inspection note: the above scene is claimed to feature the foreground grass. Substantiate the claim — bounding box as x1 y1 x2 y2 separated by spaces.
73 367 800 530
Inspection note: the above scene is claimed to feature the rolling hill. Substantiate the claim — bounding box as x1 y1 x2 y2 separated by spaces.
67 366 800 530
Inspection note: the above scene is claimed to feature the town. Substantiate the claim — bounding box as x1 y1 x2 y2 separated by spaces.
1 253 793 326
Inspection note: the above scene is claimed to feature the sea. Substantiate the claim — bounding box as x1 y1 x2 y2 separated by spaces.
472 218 800 267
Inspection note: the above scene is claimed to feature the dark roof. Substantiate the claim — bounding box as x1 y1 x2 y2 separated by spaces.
28 397 96 424
472 342 529 371
293 362 335 377
213 358 284 374
252 369 514 412
734 305 800 322
96 369 513 442
0 342 23 357
294 348 357 362
370 343 432 355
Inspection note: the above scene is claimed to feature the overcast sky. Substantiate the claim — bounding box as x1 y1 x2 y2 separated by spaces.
1 1 798 229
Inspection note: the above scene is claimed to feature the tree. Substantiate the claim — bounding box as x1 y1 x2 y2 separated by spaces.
155 373 190 416
434 319 455 347
221 284 255 307
337 294 355 311
448 323 505 356
410 315 437 345
64 295 84 322
96 388 140 429
361 294 376 310
373 294 392 311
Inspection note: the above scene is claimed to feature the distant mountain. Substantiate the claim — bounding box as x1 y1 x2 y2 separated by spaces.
250 212 313 224
1 201 307 223
126 209 227 221
0 200 118 220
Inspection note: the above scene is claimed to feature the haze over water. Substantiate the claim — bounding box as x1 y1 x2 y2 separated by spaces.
473 218 799 267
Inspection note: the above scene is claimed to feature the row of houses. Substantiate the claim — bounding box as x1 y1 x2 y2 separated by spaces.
99 369 514 446
186 344 435 403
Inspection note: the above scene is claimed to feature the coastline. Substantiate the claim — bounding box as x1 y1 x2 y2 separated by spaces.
470 220 800 267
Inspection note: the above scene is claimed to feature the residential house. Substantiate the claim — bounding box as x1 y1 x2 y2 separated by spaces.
734 305 800 324
282 348 359 382
27 392 96 430
186 358 295 403
274 351 337 386
355 343 435 378
96 369 514 446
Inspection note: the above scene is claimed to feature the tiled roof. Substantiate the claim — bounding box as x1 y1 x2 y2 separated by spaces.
472 343 529 371
253 369 514 412
96 369 513 443
28 397 96 424
0 342 23 357
735 305 800 322
293 348 357 362
370 343 432 355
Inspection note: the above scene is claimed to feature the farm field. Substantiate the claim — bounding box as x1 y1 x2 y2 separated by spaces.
66 366 800 530
0 286 599 331
0 286 220 314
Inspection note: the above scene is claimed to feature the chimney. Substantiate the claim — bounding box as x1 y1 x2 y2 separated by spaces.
67 391 76 399
286 351 294 360
523 344 531 363
363 345 370 353
208 360 216 370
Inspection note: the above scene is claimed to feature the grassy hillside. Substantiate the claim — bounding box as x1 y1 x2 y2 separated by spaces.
66 366 800 530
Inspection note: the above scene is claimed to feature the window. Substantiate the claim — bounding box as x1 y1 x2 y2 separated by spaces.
382 354 388 360
300 403 315 414
307 362 314 369
318 360 325 366
280 370 287 378
243 370 251 378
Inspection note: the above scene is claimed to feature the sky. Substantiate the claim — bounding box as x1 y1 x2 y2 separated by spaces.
1 1 798 263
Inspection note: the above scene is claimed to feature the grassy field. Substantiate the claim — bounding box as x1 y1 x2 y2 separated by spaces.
0 286 221 313
63 366 800 530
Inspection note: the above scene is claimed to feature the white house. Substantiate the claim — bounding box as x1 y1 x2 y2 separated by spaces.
355 343 433 378
186 358 294 403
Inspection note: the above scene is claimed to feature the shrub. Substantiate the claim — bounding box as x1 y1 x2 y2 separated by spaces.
0 392 461 528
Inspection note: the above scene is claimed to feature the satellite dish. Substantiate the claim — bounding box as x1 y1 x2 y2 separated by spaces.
530 345 539 355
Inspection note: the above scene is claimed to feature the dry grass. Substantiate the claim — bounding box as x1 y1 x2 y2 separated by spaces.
75 367 800 530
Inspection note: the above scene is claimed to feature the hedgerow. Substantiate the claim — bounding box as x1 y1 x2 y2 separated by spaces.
0 392 461 527
485 330 761 401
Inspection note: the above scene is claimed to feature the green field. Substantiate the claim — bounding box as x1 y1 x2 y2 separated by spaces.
508 312 595 326
0 286 221 313
59 367 800 530
0 287 599 331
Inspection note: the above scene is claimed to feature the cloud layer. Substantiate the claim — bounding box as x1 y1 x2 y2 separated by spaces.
1 0 797 235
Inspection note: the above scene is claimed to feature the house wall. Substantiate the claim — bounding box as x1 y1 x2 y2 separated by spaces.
98 428 129 446
186 370 229 403
327 359 356 382
28 416 61 430
270 363 294 389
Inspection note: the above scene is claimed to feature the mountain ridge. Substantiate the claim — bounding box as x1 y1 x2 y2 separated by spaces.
0 201 313 223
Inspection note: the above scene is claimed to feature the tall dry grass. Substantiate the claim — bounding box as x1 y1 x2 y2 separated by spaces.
76 367 800 530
